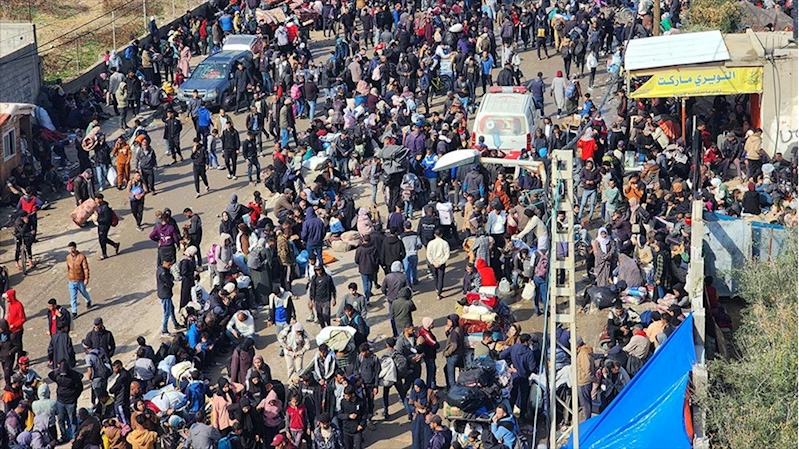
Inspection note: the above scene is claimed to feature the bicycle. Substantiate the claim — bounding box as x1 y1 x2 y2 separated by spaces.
430 73 453 97
15 235 34 275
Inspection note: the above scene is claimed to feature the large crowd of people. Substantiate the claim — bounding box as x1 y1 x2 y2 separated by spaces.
1 0 796 447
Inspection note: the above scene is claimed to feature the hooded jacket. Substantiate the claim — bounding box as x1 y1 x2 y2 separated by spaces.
381 263 409 302
126 427 158 449
5 289 25 332
381 234 406 268
354 241 380 275
48 364 84 404
47 329 76 368
301 209 325 247
391 287 416 331
149 221 181 248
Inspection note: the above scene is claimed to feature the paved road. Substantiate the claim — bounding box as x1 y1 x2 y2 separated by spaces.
3 29 616 448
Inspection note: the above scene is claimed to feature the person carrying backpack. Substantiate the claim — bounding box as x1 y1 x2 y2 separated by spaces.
380 337 409 420
83 340 111 405
340 304 369 347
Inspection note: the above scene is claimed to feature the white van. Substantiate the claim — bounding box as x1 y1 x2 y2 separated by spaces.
471 86 535 152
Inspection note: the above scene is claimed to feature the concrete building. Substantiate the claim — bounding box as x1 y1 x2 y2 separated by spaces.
0 23 41 104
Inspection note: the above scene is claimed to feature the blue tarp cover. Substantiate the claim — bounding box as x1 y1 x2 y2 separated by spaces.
565 314 697 449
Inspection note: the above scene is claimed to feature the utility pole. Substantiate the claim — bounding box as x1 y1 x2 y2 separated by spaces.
74 31 80 73
112 9 117 50
143 0 148 31
689 199 709 449
653 0 661 36
548 149 580 449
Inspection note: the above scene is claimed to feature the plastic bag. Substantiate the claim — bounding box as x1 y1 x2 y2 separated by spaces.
106 166 117 186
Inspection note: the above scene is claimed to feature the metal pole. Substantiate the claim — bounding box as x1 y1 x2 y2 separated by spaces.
112 10 117 50
75 31 80 73
653 0 661 36
681 98 687 142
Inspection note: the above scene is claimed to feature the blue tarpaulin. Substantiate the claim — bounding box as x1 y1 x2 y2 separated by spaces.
565 314 697 449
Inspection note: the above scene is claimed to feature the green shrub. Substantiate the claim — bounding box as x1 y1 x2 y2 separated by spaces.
686 0 744 33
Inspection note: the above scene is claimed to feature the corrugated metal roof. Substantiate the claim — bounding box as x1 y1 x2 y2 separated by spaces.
625 30 731 72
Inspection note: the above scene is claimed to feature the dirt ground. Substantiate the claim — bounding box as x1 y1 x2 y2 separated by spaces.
0 27 641 448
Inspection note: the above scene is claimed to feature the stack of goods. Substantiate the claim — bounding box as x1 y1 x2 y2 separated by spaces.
461 292 513 348
445 359 509 420
621 286 650 305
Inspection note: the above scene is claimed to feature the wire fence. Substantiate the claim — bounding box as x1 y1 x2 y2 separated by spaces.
1 0 203 82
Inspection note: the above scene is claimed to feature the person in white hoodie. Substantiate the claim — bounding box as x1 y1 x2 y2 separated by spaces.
426 228 451 300
226 310 256 345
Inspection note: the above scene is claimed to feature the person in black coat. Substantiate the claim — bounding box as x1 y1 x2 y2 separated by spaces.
337 384 366 448
163 109 184 164
94 194 119 259
380 230 406 274
48 363 84 439
190 138 210 196
84 318 116 357
108 361 132 425
221 121 241 179
233 62 253 114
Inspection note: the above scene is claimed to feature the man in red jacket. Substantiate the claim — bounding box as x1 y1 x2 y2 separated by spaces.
5 289 26 365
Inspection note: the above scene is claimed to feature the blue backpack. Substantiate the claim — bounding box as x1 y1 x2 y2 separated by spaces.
217 434 238 449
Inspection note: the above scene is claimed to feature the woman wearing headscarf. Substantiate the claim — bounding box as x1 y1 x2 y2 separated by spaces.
211 377 240 434
742 182 761 215
218 211 237 237
408 379 438 449
227 396 263 449
592 227 616 287
248 238 270 306
246 370 267 404
443 313 465 391
245 354 272 388
178 246 198 310
550 70 566 116
356 207 375 236
230 337 255 385
417 317 440 390
235 223 254 257
214 233 234 284
177 44 191 81
257 389 284 446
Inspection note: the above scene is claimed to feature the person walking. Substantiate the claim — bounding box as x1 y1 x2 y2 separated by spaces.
127 172 146 231
221 120 240 180
156 259 181 337
550 70 567 116
309 265 336 328
115 80 130 130
66 242 92 318
400 221 422 286
190 138 210 197
111 137 132 190
183 208 203 267
94 194 120 260
242 131 261 185
135 139 158 195
354 234 379 306
163 108 184 164
426 228 450 300
278 322 311 378
339 384 366 449
93 138 112 192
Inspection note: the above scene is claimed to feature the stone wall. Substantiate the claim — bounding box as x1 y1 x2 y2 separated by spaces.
0 23 41 104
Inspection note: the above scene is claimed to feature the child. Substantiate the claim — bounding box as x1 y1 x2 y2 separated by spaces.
285 394 309 448
400 172 420 219
329 211 345 236
206 128 222 169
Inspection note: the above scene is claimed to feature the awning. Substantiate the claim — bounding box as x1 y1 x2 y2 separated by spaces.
0 103 36 129
625 30 730 73
630 66 763 98
434 149 481 172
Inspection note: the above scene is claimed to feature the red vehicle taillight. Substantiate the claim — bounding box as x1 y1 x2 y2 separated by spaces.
471 132 476 146
526 133 532 151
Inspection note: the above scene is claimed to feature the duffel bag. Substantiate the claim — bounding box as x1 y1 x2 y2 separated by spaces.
457 367 494 388
446 386 488 413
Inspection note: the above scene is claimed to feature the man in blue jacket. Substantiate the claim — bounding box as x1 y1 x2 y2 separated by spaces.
490 404 518 449
197 101 212 148
185 369 206 418
301 208 325 261
499 333 540 419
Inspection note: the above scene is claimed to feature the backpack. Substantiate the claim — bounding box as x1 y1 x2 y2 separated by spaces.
290 84 302 100
565 81 577 99
392 350 410 378
534 250 549 277
170 263 182 282
207 244 218 265
371 65 382 81
110 210 119 227
354 314 370 337
66 176 75 192
217 434 239 449
377 353 397 387
95 351 112 379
